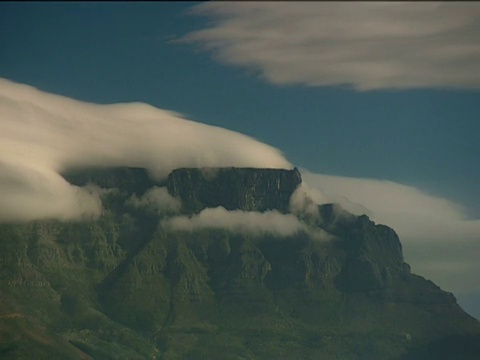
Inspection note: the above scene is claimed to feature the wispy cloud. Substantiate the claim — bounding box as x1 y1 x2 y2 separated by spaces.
127 186 181 214
162 206 320 238
181 2 480 90
0 78 291 222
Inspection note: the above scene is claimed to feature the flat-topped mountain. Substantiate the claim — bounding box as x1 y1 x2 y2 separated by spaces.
0 167 479 359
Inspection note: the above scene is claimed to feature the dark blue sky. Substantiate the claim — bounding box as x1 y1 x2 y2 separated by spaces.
1 2 479 216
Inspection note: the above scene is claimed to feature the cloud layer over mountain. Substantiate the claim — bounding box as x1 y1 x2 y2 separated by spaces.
181 2 480 90
0 78 291 222
163 206 309 237
1 77 478 299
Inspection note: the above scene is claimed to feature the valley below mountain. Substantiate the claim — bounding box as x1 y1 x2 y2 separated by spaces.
0 167 479 359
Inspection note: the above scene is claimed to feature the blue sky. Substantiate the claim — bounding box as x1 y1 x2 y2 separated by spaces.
1 2 480 310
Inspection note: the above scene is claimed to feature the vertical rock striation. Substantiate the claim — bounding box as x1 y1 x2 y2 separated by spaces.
165 167 302 213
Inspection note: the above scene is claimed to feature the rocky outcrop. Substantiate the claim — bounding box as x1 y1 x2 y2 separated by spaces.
332 213 409 291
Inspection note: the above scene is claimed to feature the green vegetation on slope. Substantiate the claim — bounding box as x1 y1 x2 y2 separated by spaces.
0 167 478 359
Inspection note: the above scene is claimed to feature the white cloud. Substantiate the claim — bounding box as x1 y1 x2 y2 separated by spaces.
301 171 466 230
301 170 480 295
127 186 181 214
163 206 311 237
181 2 480 90
289 183 320 219
0 159 103 222
0 78 291 222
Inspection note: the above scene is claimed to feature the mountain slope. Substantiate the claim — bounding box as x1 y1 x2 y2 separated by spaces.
0 167 478 359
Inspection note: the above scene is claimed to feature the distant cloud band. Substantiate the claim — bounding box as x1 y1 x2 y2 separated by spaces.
181 2 480 90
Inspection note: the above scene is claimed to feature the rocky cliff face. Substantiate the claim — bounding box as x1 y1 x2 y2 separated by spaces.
165 167 302 213
0 167 479 359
